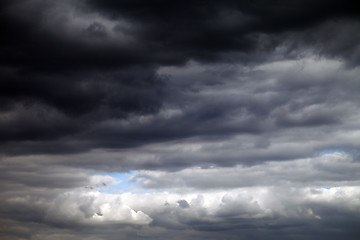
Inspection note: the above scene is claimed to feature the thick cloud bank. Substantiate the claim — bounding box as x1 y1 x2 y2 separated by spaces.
0 0 360 239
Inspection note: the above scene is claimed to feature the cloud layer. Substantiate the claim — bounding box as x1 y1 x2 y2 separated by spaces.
1 0 360 239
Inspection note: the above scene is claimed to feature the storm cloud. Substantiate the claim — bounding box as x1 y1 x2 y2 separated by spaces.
0 0 360 239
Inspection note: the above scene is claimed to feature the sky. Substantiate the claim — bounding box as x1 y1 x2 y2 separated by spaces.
0 0 360 239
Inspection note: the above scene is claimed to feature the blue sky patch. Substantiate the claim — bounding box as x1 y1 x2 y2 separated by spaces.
97 171 137 193
318 149 345 155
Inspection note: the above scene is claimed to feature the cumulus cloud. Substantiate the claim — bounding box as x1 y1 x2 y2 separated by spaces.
1 179 359 239
45 191 152 226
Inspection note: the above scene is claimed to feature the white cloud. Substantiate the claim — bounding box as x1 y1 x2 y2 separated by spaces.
45 191 152 225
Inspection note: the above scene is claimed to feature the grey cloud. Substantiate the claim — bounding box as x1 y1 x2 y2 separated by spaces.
85 22 108 38
130 152 360 189
285 19 360 67
177 200 190 208
1 0 360 239
0 185 359 239
0 0 359 159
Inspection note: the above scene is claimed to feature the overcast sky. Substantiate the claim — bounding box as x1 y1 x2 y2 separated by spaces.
1 0 360 239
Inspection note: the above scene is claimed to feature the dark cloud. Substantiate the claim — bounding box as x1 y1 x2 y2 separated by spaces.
1 0 360 239
87 0 360 62
0 0 359 154
85 22 108 38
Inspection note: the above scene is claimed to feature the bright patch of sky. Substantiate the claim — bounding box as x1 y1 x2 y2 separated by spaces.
317 148 360 157
318 149 345 155
96 171 137 193
94 171 162 194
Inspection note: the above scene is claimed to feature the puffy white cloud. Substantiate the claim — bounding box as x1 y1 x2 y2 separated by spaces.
45 191 152 226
